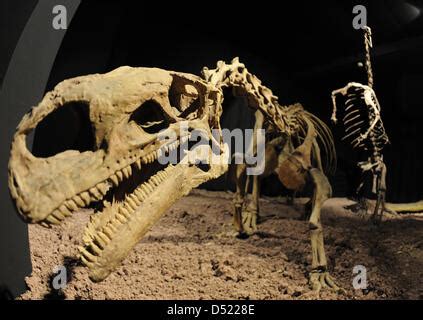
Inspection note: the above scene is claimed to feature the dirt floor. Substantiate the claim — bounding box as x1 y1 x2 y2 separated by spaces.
20 190 423 300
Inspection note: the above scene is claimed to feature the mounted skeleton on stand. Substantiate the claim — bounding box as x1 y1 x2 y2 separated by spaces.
331 26 390 222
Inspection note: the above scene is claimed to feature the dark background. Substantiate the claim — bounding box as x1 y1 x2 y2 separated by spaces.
44 0 423 202
2 0 423 202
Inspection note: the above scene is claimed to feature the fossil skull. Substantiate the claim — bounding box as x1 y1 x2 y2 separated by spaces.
8 66 228 281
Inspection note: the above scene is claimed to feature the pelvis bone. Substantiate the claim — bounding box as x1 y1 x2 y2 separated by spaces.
8 66 228 281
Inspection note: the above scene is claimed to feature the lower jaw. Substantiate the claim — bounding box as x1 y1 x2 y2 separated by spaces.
84 163 192 282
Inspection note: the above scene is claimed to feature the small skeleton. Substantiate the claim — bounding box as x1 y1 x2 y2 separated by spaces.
331 27 390 221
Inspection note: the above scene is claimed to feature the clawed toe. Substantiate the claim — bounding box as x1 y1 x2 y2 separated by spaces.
309 271 345 294
242 210 257 235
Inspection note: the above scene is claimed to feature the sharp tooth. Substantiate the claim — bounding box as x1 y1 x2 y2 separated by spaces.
116 171 124 182
52 210 65 220
110 175 119 186
89 187 103 200
59 205 72 217
139 189 148 199
98 232 110 242
116 214 126 223
41 221 51 228
89 187 102 200
82 233 93 244
130 194 141 205
119 207 131 217
102 227 114 238
80 256 94 267
135 159 142 170
141 184 150 194
97 181 111 192
126 198 137 210
110 174 119 187
151 176 160 186
80 192 91 205
157 173 165 182
78 246 96 261
155 173 163 182
148 180 156 188
108 223 119 232
144 183 154 193
97 182 110 195
142 156 149 164
110 219 122 228
123 167 131 178
66 199 78 211
94 235 107 248
90 243 102 255
73 195 85 207
46 214 61 225
135 189 145 201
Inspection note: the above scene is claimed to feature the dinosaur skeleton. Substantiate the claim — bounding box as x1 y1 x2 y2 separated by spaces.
9 58 340 292
331 27 390 221
204 59 340 292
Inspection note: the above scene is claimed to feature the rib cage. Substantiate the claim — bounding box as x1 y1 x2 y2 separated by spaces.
203 58 337 176
332 82 389 152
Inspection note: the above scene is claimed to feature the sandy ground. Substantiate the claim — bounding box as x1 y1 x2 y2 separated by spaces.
20 190 423 300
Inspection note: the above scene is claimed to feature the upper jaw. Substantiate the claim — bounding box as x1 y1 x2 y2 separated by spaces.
12 122 212 226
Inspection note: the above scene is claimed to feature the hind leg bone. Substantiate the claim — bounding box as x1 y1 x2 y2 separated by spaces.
242 175 260 235
308 168 343 293
233 163 247 235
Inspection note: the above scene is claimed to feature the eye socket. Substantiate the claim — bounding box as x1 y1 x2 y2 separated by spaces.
31 102 95 158
169 76 202 119
129 100 170 134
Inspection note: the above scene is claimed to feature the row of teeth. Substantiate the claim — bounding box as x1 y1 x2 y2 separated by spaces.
43 181 111 226
43 137 188 226
79 164 176 267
